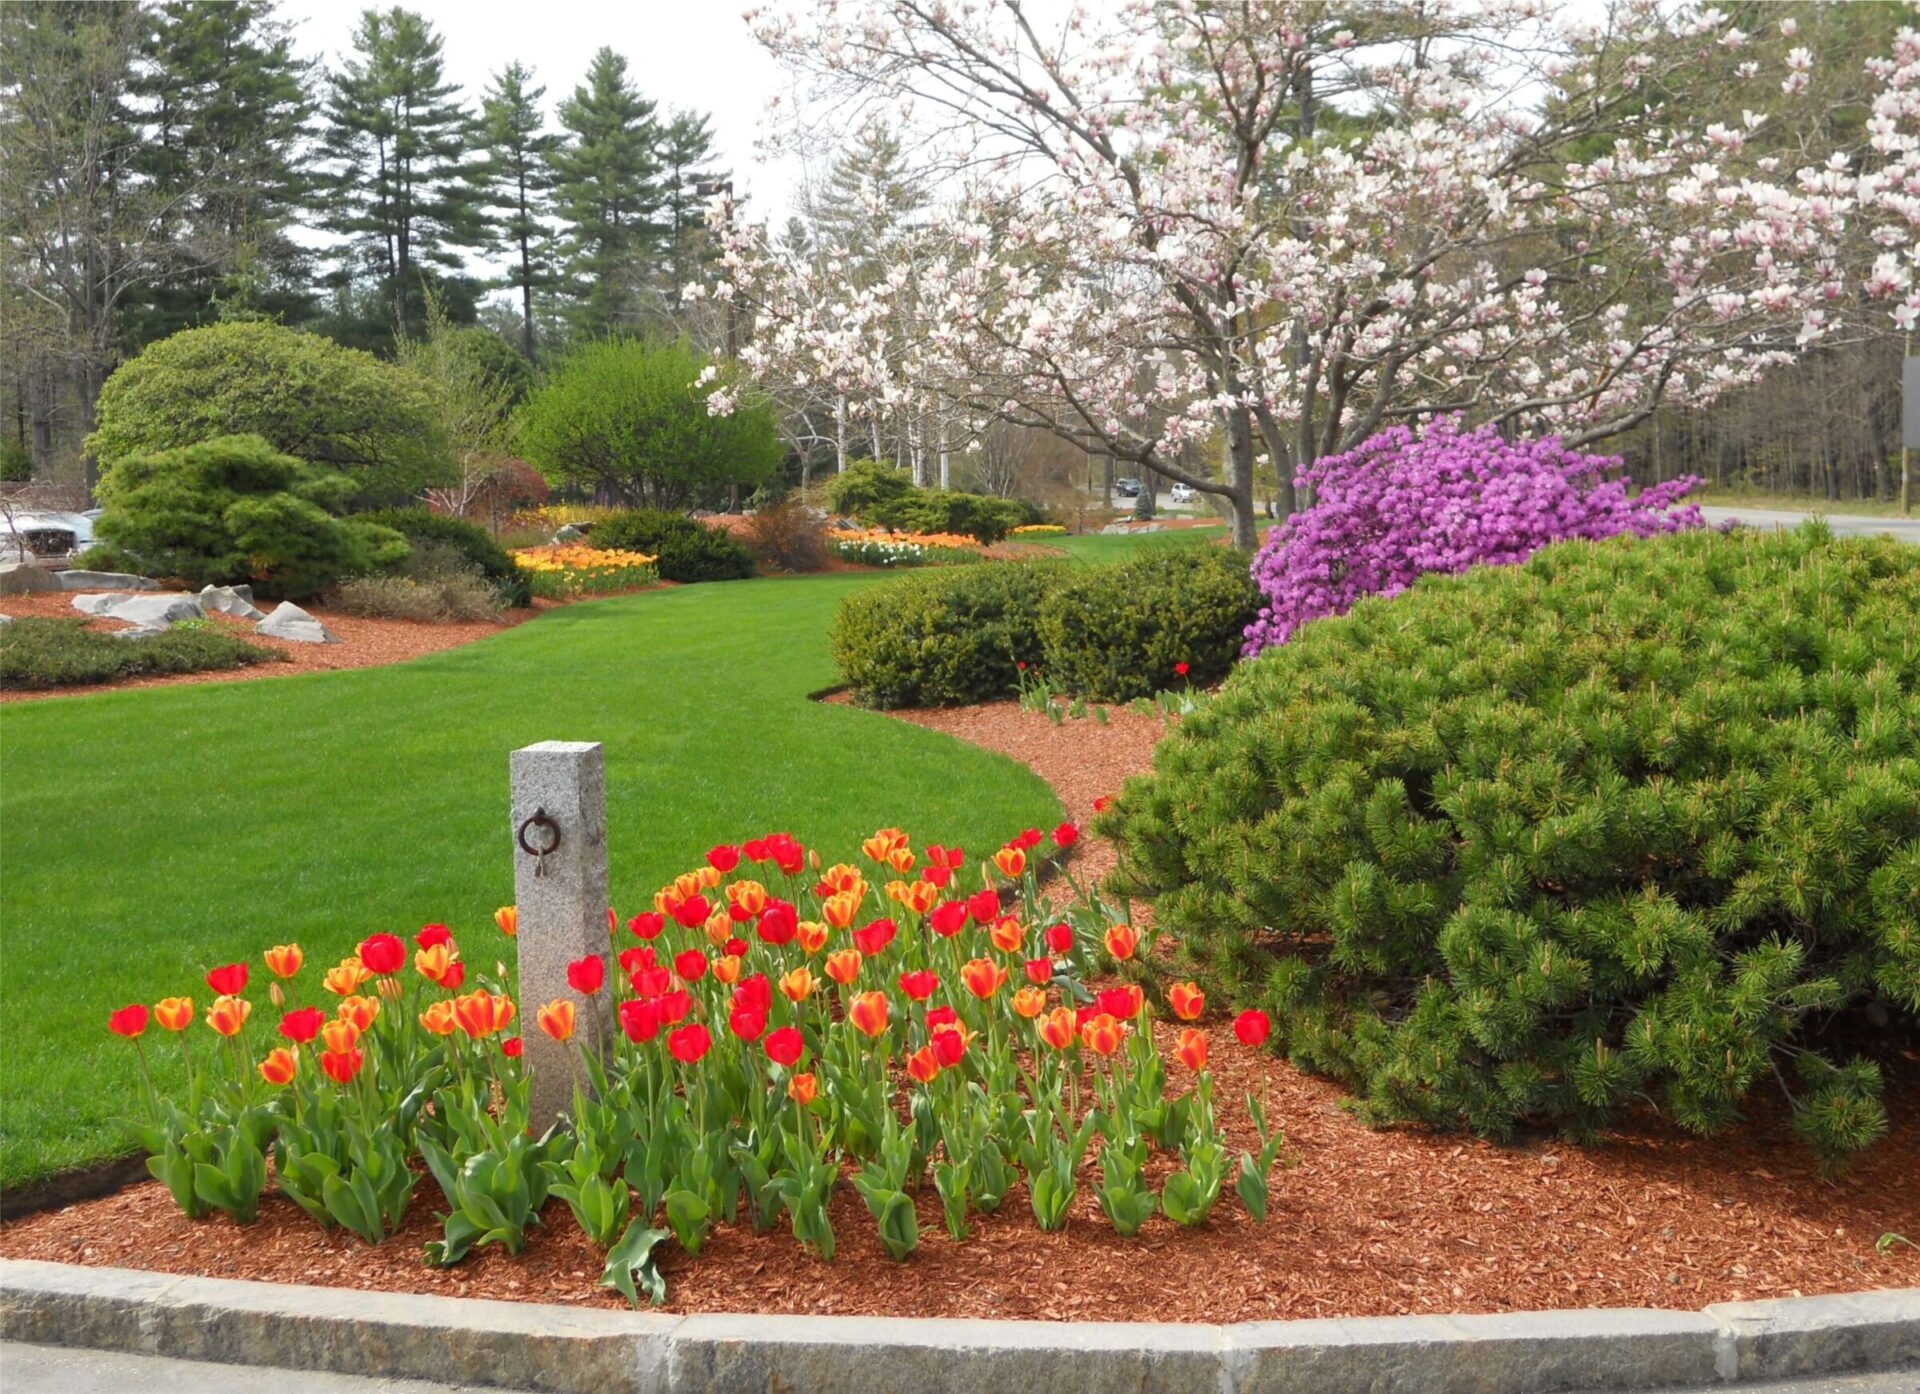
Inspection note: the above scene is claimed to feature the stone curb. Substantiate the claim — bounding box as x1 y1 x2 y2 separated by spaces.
2 1260 1914 1394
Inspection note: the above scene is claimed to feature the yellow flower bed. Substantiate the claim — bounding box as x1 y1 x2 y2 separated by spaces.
827 527 981 549
1010 523 1067 535
509 503 631 531
511 543 659 598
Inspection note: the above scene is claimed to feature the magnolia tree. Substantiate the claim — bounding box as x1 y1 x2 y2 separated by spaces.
699 2 1920 548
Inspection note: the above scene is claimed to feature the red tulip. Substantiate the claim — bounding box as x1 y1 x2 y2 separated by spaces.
707 844 742 873
673 948 708 983
931 1025 966 1067
670 894 711 929
107 1004 149 1038
733 972 773 1016
1017 828 1043 849
628 912 665 939
756 901 798 946
619 997 662 1042
656 989 693 1024
205 962 248 996
415 923 453 950
728 1005 766 1042
1174 661 1190 676
632 965 673 997
1233 1009 1272 1046
439 960 467 991
852 917 897 955
279 1006 325 1043
1052 821 1080 848
897 969 939 1001
568 954 607 995
724 935 749 958
921 864 952 889
1045 922 1074 954
1024 957 1053 986
926 1004 958 1030
618 945 656 975
357 934 405 975
501 1036 523 1058
1098 984 1143 1019
742 837 768 861
967 889 1001 924
320 1047 364 1083
668 1022 712 1063
929 900 969 937
764 1025 804 1066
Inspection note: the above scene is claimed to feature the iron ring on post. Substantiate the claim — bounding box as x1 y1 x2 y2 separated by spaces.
517 808 562 858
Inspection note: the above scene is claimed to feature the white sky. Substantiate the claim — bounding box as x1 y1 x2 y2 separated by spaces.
281 0 803 219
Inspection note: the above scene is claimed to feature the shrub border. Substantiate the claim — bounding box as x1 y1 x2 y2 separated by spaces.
2 1260 1914 1394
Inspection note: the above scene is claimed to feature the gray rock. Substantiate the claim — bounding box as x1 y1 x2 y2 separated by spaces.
0 562 60 594
197 584 264 620
56 570 159 592
0 613 11 626
257 601 338 644
70 593 130 615
73 593 205 628
550 524 585 543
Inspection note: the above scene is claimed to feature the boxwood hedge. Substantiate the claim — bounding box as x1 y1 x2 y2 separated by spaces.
831 563 1065 708
1100 523 1920 1164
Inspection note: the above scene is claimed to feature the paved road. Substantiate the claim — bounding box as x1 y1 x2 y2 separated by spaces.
1696 506 1920 544
2 1342 1914 1394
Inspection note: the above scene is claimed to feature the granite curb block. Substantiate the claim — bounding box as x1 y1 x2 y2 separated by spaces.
3 1261 1915 1394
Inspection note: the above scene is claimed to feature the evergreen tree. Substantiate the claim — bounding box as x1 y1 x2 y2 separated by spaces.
655 109 725 295
475 61 558 362
549 47 660 337
810 124 926 257
320 6 487 341
130 0 317 343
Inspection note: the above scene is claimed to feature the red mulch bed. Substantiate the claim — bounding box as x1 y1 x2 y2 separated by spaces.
3 699 1914 1320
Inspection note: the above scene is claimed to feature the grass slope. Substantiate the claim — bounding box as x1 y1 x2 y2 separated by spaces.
0 574 1061 1185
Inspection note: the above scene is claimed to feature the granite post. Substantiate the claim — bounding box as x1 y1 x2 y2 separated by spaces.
509 741 613 1131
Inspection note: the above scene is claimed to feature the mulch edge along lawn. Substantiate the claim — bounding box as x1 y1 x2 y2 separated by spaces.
2 698 1913 1323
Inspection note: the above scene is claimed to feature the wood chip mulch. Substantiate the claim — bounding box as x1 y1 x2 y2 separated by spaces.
2 700 1914 1320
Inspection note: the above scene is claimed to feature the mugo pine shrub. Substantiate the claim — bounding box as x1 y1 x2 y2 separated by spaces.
831 563 1065 707
1102 524 1920 1164
1244 418 1704 654
592 509 754 583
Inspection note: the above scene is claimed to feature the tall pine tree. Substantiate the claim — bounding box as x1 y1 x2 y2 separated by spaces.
655 109 725 296
320 6 486 343
549 47 660 337
475 61 557 362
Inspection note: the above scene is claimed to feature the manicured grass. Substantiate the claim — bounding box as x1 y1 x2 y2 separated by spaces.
1050 524 1228 564
0 574 1062 1186
1689 483 1914 518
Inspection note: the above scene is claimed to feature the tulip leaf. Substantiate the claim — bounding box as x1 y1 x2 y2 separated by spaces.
601 1221 671 1308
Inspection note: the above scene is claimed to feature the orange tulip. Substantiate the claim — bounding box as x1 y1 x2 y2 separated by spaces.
671 871 704 901
452 989 507 1038
1167 981 1205 1021
960 957 1009 999
704 908 733 946
321 1017 361 1053
797 920 830 954
154 996 194 1032
861 828 907 861
1173 1027 1208 1071
816 863 864 895
493 905 518 937
1080 1012 1124 1055
1036 1006 1076 1050
696 863 724 889
419 1000 457 1035
414 943 457 985
206 994 251 1037
727 880 768 916
990 916 1026 954
824 949 863 985
822 890 861 929
712 953 744 985
780 966 816 1002
536 999 576 1042
787 1071 818 1105
1103 924 1141 961
258 1047 297 1086
376 975 405 1001
847 991 889 1037
1011 986 1047 1019
336 995 379 1031
906 1045 940 1083
886 846 916 873
992 846 1026 879
323 956 373 995
263 944 304 979
885 879 939 914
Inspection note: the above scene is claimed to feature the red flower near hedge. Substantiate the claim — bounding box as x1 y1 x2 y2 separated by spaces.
898 969 939 1001
764 1025 804 1066
1045 922 1074 954
205 962 248 996
673 949 708 983
707 844 742 873
1052 822 1080 849
1093 795 1113 814
929 900 968 937
415 924 453 950
568 954 607 995
967 889 1001 924
668 1022 712 1063
628 912 665 940
357 934 405 975
619 998 662 1042
1233 1009 1272 1046
107 1004 148 1038
1175 661 1190 676
279 1006 326 1044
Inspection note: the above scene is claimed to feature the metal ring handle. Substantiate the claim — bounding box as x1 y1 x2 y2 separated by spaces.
517 808 561 858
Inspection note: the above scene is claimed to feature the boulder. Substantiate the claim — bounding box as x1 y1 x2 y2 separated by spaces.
56 570 159 592
198 584 264 620
76 593 206 628
71 593 131 615
0 612 11 625
258 601 339 644
0 562 60 594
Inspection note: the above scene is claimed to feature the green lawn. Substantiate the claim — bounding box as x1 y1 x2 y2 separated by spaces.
1048 524 1227 564
0 573 1064 1186
1688 484 1915 518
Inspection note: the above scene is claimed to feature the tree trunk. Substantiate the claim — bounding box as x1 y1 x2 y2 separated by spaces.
1223 408 1259 550
836 394 848 472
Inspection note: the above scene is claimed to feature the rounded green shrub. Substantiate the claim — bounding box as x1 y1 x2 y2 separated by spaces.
1036 545 1257 702
825 459 915 516
88 435 411 600
831 563 1065 708
592 509 754 583
359 506 531 606
866 488 1028 543
1101 523 1920 1165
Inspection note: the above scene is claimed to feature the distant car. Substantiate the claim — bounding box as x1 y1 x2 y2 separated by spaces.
1169 482 1195 504
0 510 93 567
1113 476 1143 498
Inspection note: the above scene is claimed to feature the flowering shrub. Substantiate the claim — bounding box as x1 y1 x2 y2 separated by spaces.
510 544 658 599
1243 419 1704 654
110 823 1289 1299
828 526 983 567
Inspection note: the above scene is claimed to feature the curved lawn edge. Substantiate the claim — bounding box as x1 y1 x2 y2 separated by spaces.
3 1260 1915 1394
0 574 1062 1187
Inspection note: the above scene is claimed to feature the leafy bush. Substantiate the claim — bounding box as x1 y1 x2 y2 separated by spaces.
329 543 507 622
1245 418 1703 654
825 459 916 516
515 338 782 508
1037 546 1258 702
831 563 1065 707
868 489 1028 544
0 616 280 689
86 321 453 507
592 509 755 583
742 499 829 573
0 439 31 482
359 506 531 606
1102 524 1920 1165
87 435 411 600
